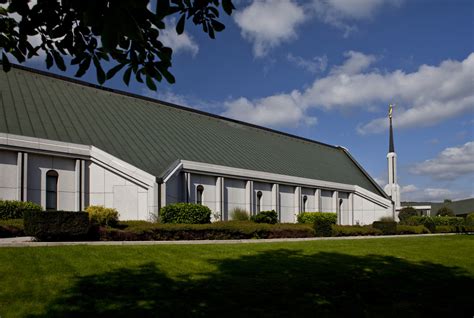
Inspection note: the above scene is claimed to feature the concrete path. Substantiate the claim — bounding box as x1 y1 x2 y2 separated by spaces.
0 233 462 247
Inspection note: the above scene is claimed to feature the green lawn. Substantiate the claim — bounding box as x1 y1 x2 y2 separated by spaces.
1 236 473 317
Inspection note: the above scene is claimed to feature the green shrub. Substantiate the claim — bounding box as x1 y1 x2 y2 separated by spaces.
160 203 211 224
331 225 382 236
372 221 397 235
405 216 435 233
85 205 120 226
464 213 474 226
436 206 455 217
297 212 337 224
24 211 90 241
396 225 429 235
379 216 395 222
432 216 464 226
0 200 42 220
398 206 418 223
250 210 278 224
100 221 315 241
230 208 249 221
313 213 337 237
434 225 458 233
0 219 25 238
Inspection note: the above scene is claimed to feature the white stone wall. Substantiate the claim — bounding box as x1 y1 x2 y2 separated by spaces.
301 187 316 212
279 184 295 223
338 192 350 225
223 178 246 220
189 174 217 212
253 182 273 213
166 172 183 204
353 194 392 225
0 150 19 200
321 190 334 212
27 153 77 211
88 162 151 220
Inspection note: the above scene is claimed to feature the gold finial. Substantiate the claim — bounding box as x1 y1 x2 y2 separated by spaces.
388 104 394 119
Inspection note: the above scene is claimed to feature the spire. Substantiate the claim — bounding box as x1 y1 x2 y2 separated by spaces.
388 104 395 153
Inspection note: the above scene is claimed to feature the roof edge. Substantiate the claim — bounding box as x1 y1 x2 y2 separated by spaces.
6 63 338 150
337 146 390 199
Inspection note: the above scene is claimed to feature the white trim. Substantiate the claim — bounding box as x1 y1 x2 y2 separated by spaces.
0 133 156 188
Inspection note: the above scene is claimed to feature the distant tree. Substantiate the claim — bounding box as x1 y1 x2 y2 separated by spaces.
436 206 455 217
0 0 235 90
443 199 452 203
398 206 418 223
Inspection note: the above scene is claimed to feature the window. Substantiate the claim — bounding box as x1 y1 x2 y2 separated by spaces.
256 191 263 213
302 195 308 212
46 170 58 210
196 185 204 205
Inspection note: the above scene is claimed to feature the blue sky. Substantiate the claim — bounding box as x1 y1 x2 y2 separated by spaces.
20 0 474 202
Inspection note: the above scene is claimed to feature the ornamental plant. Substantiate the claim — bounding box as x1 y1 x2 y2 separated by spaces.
0 200 43 220
160 203 211 224
250 210 278 224
85 205 120 227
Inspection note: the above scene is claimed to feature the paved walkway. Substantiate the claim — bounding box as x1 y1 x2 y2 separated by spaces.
0 233 461 247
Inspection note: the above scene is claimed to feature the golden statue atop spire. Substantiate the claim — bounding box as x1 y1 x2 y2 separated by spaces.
388 104 394 119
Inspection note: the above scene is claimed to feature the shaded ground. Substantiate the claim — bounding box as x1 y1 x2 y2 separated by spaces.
0 236 473 317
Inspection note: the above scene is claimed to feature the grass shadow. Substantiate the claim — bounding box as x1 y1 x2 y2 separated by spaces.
30 250 474 317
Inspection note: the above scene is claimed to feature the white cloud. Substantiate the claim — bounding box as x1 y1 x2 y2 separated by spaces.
311 0 403 36
159 19 199 57
221 52 474 130
234 0 306 57
287 54 328 74
401 184 418 193
411 141 474 180
373 177 386 187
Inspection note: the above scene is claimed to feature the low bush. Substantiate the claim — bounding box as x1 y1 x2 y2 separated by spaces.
464 213 474 226
0 200 42 220
372 221 397 235
396 225 429 235
313 213 337 237
99 221 315 241
434 225 458 233
436 206 455 217
24 211 90 241
230 208 250 221
433 216 464 226
405 216 436 233
0 219 25 238
85 205 119 226
398 207 418 223
406 216 464 230
297 212 337 224
332 225 382 237
250 210 278 224
160 203 211 224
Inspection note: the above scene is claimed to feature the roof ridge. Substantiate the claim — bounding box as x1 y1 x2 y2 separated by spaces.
6 63 338 150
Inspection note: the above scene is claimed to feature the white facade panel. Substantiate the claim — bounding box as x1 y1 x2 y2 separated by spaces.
0 150 19 200
279 185 295 223
301 188 316 212
321 190 334 212
166 172 183 204
224 178 246 220
114 185 138 220
253 182 273 213
189 174 217 212
338 192 350 225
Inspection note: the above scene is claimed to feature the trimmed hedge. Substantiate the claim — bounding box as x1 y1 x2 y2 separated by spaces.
396 225 429 235
332 225 382 237
250 210 278 224
85 205 119 226
398 207 418 223
372 221 397 235
466 213 474 226
0 219 24 238
406 216 465 232
24 211 90 241
100 221 315 241
0 200 42 220
297 212 337 224
160 203 211 224
313 213 337 237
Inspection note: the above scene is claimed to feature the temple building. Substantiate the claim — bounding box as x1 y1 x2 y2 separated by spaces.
0 65 395 224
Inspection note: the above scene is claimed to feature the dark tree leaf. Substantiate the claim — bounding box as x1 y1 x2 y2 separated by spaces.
75 56 91 77
123 67 132 86
106 63 126 80
2 52 11 72
222 0 235 15
52 50 66 71
176 14 185 35
146 75 157 91
46 52 53 69
93 56 106 85
211 19 225 32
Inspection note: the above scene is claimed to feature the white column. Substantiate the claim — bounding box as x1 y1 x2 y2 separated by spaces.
183 172 191 203
75 159 81 211
314 188 321 212
245 180 253 215
294 186 302 222
22 152 28 202
348 193 354 225
332 191 339 224
80 160 86 210
160 182 167 208
271 183 278 212
215 177 223 221
16 152 23 201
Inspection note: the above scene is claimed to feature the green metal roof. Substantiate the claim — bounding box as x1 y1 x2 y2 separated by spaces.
0 65 386 197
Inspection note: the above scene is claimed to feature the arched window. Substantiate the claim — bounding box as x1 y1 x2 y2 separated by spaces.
196 185 204 205
256 191 263 213
46 170 58 210
302 195 308 212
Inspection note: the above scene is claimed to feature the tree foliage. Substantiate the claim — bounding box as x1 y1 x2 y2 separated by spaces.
436 206 454 217
0 0 235 90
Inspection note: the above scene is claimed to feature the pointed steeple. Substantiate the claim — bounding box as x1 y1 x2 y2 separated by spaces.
388 104 395 153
